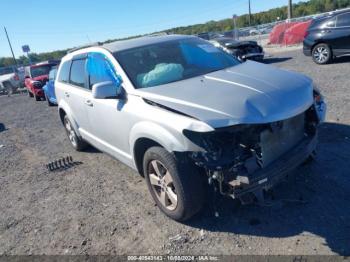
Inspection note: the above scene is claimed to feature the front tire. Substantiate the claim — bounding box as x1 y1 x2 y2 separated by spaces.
28 90 34 97
3 82 13 96
34 94 41 101
63 115 88 151
312 43 332 64
143 146 205 221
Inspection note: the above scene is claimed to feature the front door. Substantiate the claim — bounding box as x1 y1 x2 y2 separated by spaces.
84 52 132 162
334 12 350 52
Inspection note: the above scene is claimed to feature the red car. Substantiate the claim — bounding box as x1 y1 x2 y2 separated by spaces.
25 61 59 101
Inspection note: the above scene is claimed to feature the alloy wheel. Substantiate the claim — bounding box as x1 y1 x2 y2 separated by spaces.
64 118 77 147
148 160 178 211
313 46 329 64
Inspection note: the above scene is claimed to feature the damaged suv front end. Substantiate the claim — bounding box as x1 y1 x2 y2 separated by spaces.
108 35 326 220
182 103 322 203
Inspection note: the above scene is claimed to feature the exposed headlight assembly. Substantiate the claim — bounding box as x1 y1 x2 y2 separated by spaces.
32 81 43 88
312 83 326 122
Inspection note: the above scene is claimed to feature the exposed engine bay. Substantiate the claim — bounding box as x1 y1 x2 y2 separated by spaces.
182 105 320 203
210 37 264 61
226 41 264 61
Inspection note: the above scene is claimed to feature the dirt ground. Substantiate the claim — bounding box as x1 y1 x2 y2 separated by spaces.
0 50 349 256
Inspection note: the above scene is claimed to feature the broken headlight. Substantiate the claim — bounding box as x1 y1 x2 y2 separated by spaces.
183 125 258 170
32 81 43 89
183 129 224 162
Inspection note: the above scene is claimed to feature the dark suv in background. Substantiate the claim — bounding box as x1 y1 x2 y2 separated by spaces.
303 10 350 64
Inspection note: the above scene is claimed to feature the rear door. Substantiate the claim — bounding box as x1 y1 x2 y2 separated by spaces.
334 12 350 52
325 13 350 53
47 68 57 102
63 56 92 135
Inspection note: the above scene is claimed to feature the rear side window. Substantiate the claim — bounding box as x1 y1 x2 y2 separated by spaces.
49 68 57 81
57 61 71 83
325 17 336 28
69 59 86 88
336 13 350 27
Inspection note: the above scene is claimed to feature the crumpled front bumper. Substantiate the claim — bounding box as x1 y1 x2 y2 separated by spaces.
231 133 317 199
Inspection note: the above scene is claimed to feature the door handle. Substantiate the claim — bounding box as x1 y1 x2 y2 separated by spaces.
64 92 70 98
85 100 93 107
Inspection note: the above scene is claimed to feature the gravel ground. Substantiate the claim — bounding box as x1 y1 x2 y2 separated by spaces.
0 50 349 256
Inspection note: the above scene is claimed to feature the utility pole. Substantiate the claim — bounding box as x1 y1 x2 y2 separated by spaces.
232 14 238 40
4 27 17 66
287 0 293 20
248 0 252 26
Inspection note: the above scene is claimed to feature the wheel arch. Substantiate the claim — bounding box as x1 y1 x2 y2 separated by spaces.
129 121 189 176
312 41 332 53
57 103 82 138
133 138 162 176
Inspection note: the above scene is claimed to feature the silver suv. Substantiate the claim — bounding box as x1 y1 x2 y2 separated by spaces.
56 35 326 221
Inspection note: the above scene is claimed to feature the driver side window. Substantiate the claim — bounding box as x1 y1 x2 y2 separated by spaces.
87 52 119 89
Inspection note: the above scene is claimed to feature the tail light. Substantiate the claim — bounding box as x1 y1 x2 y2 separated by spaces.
314 93 321 103
313 89 322 104
13 74 19 81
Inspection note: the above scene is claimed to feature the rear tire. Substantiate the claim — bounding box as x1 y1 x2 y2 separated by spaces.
143 146 205 221
28 90 34 97
312 43 332 64
63 115 88 151
3 82 13 96
34 94 41 101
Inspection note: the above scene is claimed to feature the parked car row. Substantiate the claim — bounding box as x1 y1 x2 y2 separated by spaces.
195 9 350 65
52 34 326 221
24 60 59 104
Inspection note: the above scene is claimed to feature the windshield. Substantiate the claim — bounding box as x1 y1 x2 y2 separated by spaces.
30 65 53 78
114 38 239 89
0 67 14 76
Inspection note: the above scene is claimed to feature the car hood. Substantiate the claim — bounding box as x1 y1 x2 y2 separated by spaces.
32 75 48 82
0 73 15 82
226 40 258 48
137 61 314 128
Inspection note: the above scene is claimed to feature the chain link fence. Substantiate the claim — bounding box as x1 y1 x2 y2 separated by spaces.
227 7 350 46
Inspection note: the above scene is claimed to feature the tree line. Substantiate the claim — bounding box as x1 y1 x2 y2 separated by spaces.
1 0 349 68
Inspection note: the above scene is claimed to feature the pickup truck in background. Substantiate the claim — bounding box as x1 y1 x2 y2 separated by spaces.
24 61 59 101
0 66 21 95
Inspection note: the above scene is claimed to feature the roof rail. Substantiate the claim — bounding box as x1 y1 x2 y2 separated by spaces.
34 60 60 65
146 32 170 37
67 42 103 54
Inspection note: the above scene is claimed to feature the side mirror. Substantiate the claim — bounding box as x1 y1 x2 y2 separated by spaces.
92 81 122 99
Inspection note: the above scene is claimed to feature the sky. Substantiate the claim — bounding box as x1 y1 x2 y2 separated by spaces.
0 0 308 58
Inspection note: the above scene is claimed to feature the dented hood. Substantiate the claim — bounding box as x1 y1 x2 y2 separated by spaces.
33 75 49 82
137 61 314 128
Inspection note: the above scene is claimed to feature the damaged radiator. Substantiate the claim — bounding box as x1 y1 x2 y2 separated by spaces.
259 113 305 167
